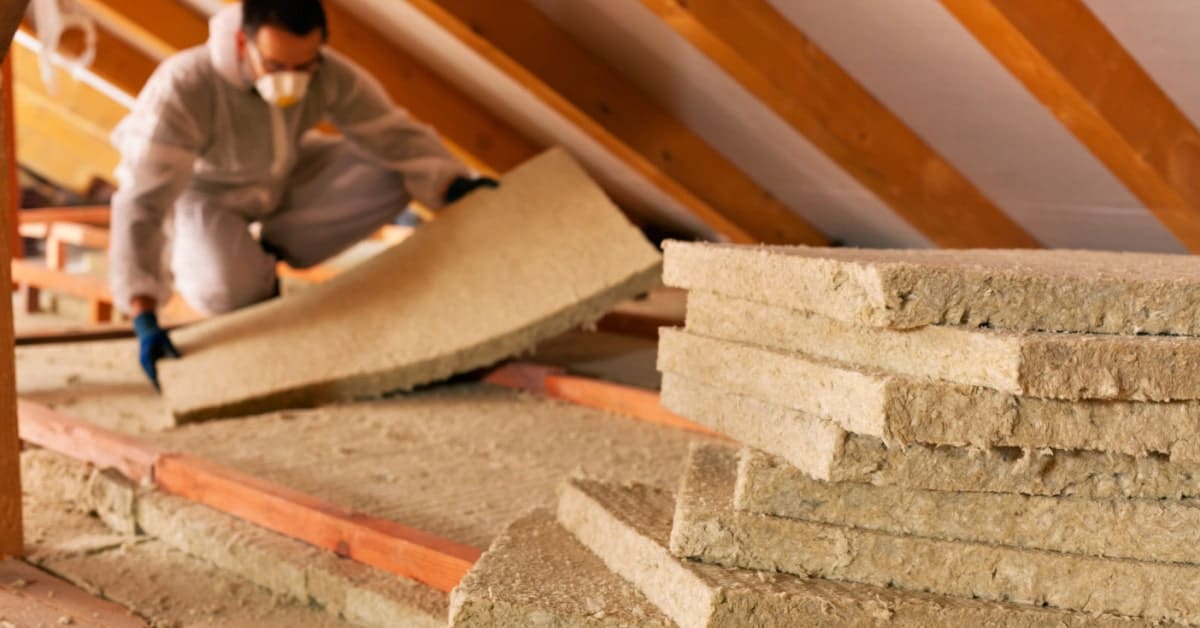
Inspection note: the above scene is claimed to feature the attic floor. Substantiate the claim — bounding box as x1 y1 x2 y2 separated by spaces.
13 327 703 625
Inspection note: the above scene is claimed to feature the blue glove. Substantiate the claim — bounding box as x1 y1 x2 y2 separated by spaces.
133 312 181 390
444 176 499 204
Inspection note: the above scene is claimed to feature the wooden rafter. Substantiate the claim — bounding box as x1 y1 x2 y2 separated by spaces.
75 0 204 61
83 0 537 176
941 0 1200 253
12 40 128 130
11 43 122 191
404 0 758 242
18 20 155 99
430 0 825 244
0 0 27 561
322 2 538 174
638 0 1040 248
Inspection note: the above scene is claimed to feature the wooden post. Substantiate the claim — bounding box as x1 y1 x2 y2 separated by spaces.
0 0 28 559
3 56 15 261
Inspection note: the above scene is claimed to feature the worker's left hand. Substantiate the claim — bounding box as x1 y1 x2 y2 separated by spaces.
444 176 499 205
133 312 181 391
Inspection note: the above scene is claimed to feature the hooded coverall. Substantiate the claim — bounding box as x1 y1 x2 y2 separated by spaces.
109 4 470 315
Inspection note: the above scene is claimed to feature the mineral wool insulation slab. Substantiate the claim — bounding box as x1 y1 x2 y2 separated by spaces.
558 479 1145 628
663 240 1200 334
675 445 1200 624
664 374 1200 500
149 383 713 550
733 447 1200 564
448 510 671 627
159 148 662 421
659 329 1200 461
17 339 170 433
22 449 449 628
687 290 1200 401
21 455 355 628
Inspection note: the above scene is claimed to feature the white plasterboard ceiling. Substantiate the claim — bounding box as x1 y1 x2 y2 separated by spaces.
762 0 1184 253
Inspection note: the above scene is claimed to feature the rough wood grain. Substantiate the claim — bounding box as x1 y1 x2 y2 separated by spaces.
0 20 24 555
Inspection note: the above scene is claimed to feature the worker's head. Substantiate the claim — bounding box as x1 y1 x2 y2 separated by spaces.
238 0 327 108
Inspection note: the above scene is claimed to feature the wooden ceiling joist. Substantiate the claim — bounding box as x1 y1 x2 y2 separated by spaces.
638 0 1040 248
81 0 538 176
429 0 826 245
942 0 1200 253
404 0 759 243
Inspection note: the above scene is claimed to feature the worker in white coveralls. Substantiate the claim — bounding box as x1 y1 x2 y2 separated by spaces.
110 0 497 388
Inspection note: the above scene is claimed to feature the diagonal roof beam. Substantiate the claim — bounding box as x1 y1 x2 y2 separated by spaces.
428 0 826 244
401 0 759 242
638 0 1041 248
18 20 156 99
942 0 1200 253
10 40 122 191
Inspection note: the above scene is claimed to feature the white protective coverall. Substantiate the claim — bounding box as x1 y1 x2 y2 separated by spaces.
109 4 470 315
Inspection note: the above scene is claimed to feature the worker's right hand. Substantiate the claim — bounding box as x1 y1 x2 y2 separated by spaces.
133 312 181 390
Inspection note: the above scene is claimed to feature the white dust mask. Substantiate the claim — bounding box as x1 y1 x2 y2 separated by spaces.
255 71 310 108
247 45 312 108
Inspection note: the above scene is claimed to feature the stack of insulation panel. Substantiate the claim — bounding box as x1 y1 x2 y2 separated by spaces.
451 242 1200 626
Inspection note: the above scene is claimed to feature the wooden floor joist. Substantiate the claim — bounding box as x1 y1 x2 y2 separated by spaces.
15 323 138 346
483 362 728 440
16 400 481 592
18 205 111 225
17 400 160 483
12 258 111 303
592 310 681 340
154 453 481 593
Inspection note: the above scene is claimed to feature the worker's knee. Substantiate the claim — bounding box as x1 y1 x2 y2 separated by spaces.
176 271 277 315
274 248 323 271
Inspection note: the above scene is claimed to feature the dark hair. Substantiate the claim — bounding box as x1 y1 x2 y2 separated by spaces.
242 0 328 40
